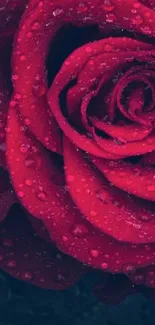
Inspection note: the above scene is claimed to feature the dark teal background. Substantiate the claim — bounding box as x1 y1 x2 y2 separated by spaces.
0 271 155 325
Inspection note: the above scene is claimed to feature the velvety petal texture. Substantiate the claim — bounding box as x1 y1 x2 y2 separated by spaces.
1 0 155 302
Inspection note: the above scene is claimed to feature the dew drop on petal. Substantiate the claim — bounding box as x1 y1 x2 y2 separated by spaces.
18 191 25 198
22 271 33 281
131 14 143 25
32 21 40 30
122 264 135 273
101 0 115 11
76 2 89 13
6 260 17 269
52 8 63 17
20 144 29 154
90 249 100 257
72 224 88 237
62 235 68 242
101 262 108 269
24 179 32 186
90 210 97 217
36 191 47 202
2 239 14 247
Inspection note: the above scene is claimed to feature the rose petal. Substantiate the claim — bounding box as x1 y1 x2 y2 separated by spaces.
0 169 16 222
126 265 155 289
91 118 152 143
0 70 10 169
0 0 28 37
64 136 155 244
27 214 51 243
0 204 84 289
6 106 155 272
94 130 155 157
92 158 155 201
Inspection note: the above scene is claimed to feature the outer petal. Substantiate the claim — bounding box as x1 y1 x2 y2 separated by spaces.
0 169 16 222
0 205 84 289
6 107 155 273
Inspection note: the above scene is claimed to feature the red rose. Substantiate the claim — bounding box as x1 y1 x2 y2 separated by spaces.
2 0 155 302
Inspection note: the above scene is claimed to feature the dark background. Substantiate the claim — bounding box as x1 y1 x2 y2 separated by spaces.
0 271 155 325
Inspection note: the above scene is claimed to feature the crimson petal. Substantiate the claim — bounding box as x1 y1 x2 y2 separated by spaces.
93 158 155 201
91 118 152 143
6 106 155 272
64 136 155 244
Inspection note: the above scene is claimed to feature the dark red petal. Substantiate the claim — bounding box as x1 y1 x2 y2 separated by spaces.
126 265 155 289
0 169 16 222
93 158 155 201
94 273 137 304
48 38 154 157
6 107 155 271
0 71 10 169
94 130 155 157
64 136 155 244
13 0 155 155
0 205 84 289
27 214 51 243
0 0 28 38
91 118 152 143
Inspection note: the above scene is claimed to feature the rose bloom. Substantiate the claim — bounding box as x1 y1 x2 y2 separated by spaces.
2 0 155 303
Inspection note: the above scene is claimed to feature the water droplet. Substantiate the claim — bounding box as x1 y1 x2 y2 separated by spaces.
139 214 152 222
2 238 14 247
52 8 63 17
104 44 113 51
62 235 68 242
85 46 92 53
32 84 46 97
76 2 89 13
131 14 143 25
123 264 135 273
36 191 47 202
20 54 26 61
101 0 115 11
18 191 25 198
105 13 116 23
32 20 40 30
10 100 16 107
90 210 97 217
72 224 88 237
90 249 100 257
6 260 17 268
24 179 32 186
20 144 29 154
133 274 144 284
24 118 31 126
133 2 141 9
96 189 109 204
12 74 19 80
22 271 33 280
101 262 108 269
